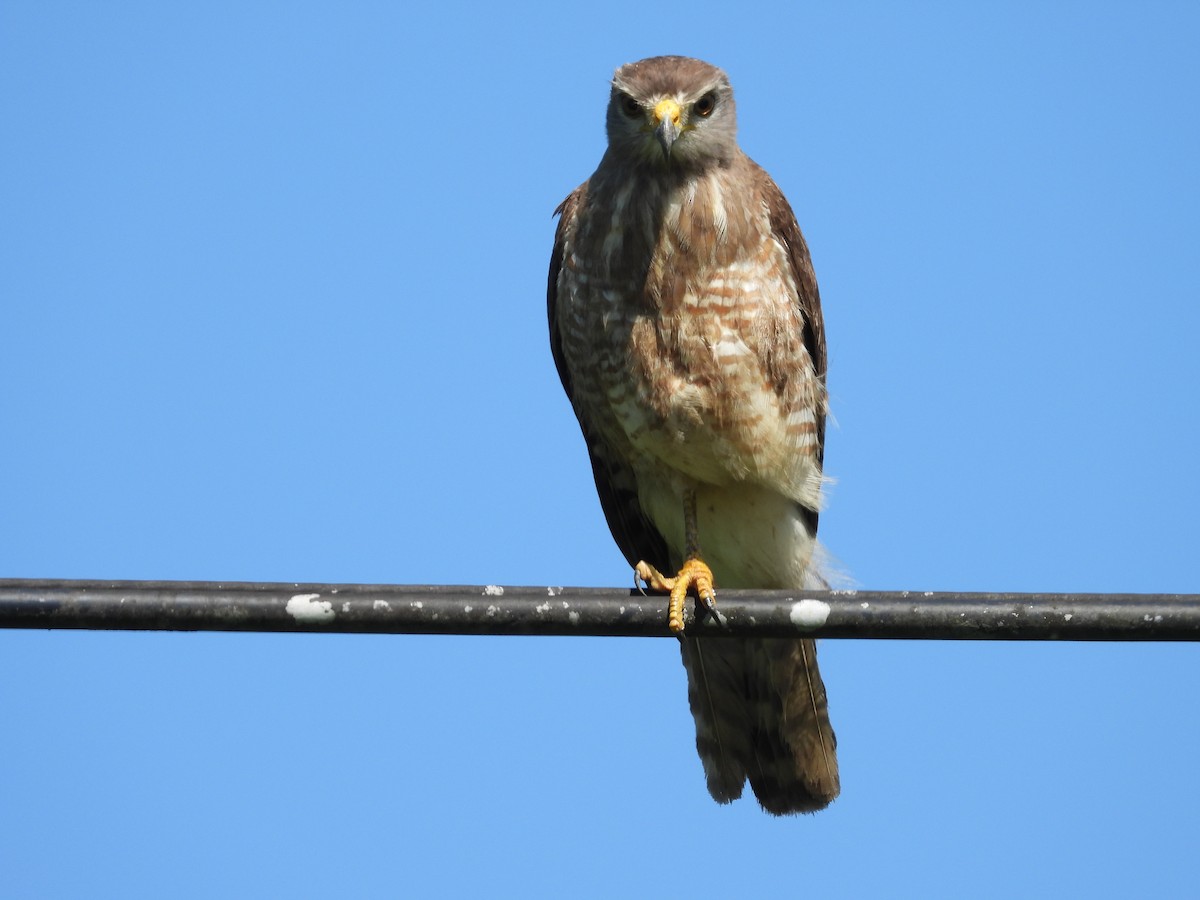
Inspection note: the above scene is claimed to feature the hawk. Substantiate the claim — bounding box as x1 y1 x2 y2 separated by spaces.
548 56 838 814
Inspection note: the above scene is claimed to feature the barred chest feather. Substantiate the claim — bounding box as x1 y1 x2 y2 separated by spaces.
556 162 823 509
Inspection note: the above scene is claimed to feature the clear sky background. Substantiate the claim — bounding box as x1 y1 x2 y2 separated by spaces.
3 3 1198 897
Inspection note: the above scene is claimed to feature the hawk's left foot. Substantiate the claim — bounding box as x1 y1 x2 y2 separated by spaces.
636 557 716 633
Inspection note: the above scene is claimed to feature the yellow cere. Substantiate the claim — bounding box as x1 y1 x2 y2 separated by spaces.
652 98 682 126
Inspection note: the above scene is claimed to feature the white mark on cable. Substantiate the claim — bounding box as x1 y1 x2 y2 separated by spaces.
483 585 504 597
789 598 831 630
286 593 334 623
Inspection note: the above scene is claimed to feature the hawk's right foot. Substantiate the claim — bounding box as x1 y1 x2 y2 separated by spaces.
636 558 716 633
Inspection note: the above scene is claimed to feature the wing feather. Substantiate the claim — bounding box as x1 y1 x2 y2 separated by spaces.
750 159 827 529
548 186 672 573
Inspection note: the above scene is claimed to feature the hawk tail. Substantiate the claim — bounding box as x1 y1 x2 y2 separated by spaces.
682 636 840 815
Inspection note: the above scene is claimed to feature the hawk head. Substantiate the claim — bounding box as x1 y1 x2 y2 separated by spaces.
605 56 739 169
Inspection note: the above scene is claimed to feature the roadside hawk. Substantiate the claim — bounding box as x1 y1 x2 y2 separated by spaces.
548 55 838 814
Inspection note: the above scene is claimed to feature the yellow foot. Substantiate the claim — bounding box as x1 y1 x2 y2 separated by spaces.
635 558 716 633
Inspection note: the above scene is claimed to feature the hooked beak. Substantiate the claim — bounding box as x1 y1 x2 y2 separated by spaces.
652 98 682 158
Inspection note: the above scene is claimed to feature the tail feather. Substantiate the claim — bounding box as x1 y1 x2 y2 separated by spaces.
681 636 839 815
682 638 752 803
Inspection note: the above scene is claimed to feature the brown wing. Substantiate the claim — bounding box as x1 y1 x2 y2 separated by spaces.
751 161 827 456
547 186 673 573
750 159 828 531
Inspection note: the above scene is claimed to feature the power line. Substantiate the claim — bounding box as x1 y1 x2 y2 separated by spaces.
1 579 1197 640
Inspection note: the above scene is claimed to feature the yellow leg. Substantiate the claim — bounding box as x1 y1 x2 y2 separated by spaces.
635 489 716 633
636 558 715 632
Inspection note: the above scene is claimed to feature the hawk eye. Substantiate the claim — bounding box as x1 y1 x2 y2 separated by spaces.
620 94 641 118
694 92 717 118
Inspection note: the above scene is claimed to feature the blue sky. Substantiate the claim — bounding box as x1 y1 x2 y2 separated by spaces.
2 2 1198 897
